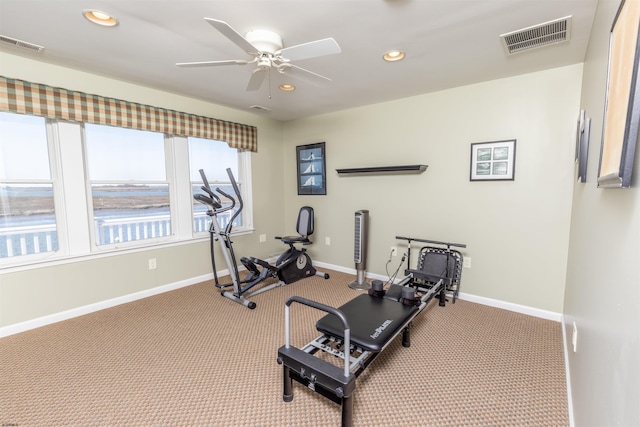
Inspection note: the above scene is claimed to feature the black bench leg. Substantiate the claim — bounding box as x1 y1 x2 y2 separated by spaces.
283 366 293 402
438 289 446 307
342 394 354 427
402 323 411 347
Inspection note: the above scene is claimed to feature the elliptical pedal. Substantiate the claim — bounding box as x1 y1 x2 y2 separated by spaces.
241 256 261 281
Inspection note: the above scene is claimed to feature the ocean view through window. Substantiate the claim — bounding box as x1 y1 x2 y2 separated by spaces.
85 124 172 247
0 113 59 259
189 137 246 233
1 111 253 267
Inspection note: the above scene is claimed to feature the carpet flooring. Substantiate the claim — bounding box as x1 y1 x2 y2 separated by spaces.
0 269 568 426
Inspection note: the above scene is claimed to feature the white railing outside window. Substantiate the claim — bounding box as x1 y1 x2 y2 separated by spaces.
1 212 237 257
0 112 253 267
0 224 58 258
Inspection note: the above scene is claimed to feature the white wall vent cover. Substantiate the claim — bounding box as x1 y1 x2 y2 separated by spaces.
500 16 572 55
0 35 44 53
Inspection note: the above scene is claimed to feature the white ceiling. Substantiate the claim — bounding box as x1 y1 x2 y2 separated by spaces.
0 0 598 121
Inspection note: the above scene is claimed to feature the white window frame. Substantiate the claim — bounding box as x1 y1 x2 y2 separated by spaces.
83 125 176 251
0 116 67 266
0 113 254 270
188 138 253 237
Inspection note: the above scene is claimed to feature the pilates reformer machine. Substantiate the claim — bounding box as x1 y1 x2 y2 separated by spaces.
277 236 466 427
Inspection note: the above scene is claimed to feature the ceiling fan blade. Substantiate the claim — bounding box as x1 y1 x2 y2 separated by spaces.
286 63 332 82
204 18 260 55
277 38 341 62
176 59 249 67
246 68 268 91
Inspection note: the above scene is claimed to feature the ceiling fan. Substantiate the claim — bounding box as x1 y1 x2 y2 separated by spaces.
176 18 341 91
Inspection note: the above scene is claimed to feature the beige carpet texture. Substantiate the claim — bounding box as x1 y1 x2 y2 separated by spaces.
1 269 569 426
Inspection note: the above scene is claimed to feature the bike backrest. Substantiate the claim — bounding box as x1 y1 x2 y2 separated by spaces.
296 206 314 237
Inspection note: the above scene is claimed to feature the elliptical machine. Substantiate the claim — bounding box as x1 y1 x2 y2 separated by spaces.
194 168 329 309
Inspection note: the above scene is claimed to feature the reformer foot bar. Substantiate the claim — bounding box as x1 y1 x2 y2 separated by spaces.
277 279 444 427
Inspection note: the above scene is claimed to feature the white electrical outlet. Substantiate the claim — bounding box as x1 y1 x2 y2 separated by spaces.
572 322 578 352
463 257 471 268
390 246 398 257
325 237 331 246
259 234 266 243
148 258 157 270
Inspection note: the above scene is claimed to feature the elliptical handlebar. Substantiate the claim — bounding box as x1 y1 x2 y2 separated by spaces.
197 169 222 209
194 193 220 210
212 188 236 214
200 185 221 206
193 168 244 236
194 168 238 215
221 168 243 235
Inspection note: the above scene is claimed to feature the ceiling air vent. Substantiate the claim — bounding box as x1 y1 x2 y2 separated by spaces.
249 105 272 112
500 16 572 55
0 35 44 53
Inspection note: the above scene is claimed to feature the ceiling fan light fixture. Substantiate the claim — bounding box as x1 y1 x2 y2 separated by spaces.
279 84 295 91
383 50 405 62
83 9 119 27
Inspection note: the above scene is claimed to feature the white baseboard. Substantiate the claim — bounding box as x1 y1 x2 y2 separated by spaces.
561 315 575 427
0 272 216 338
315 261 562 322
1 261 561 337
456 292 562 322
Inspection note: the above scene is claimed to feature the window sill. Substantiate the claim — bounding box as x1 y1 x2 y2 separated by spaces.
0 228 254 274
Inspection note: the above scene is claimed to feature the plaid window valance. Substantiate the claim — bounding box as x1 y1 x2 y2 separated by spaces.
0 76 257 152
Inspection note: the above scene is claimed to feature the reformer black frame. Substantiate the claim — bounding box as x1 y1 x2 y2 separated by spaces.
396 235 466 303
277 236 466 427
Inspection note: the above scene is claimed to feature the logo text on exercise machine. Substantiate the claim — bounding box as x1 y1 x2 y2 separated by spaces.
370 319 393 339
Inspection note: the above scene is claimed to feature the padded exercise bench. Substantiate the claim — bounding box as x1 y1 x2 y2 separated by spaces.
276 237 465 427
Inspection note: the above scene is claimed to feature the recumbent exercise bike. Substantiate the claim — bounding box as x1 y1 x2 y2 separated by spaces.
194 168 329 309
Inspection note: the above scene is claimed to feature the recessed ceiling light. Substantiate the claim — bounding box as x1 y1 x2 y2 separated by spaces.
83 9 119 27
383 50 405 62
279 84 295 91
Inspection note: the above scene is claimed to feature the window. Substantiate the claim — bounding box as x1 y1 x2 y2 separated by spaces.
0 112 59 259
188 137 252 235
84 124 172 247
0 112 253 268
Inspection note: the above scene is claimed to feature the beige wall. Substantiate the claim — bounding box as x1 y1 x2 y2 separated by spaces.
564 0 640 425
0 54 582 327
283 64 583 313
0 52 286 327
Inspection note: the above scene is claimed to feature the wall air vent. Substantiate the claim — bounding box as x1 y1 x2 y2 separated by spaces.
500 16 572 55
0 35 44 53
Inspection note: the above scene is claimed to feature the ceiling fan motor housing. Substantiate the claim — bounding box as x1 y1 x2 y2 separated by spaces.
245 29 283 54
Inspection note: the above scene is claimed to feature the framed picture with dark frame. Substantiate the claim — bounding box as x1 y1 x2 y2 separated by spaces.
296 142 326 195
598 0 640 188
576 110 591 183
470 139 516 181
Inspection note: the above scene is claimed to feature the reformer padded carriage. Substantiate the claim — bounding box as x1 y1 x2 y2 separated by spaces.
277 237 466 427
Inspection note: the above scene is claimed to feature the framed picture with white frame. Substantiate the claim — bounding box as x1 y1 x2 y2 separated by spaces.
470 139 516 181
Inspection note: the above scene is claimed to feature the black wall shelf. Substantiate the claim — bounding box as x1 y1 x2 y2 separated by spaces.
336 165 428 176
